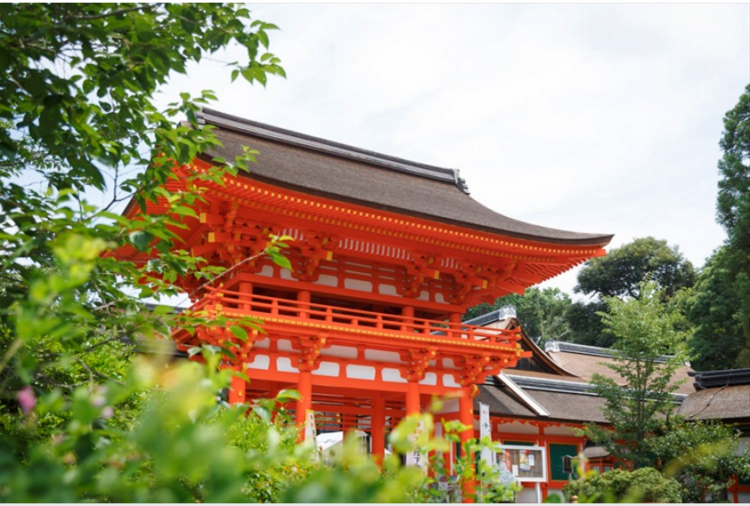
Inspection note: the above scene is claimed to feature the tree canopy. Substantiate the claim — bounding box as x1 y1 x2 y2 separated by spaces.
580 282 690 468
465 287 572 347
0 3 286 397
714 84 750 368
687 247 745 370
574 237 696 300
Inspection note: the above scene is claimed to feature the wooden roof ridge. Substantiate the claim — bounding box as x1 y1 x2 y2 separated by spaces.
195 108 615 248
463 309 578 377
689 368 750 391
197 107 471 193
545 340 682 365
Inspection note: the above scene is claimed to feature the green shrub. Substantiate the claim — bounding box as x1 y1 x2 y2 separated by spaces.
563 467 682 503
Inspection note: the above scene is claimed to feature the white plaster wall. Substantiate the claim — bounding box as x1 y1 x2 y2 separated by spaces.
320 345 358 359
347 364 376 380
419 372 437 386
246 354 270 370
442 374 460 388
316 274 338 287
443 358 458 369
257 265 274 277
543 425 577 437
344 278 372 292
280 268 294 280
277 357 299 373
497 421 539 435
312 361 340 377
378 284 397 296
365 349 401 363
382 368 407 383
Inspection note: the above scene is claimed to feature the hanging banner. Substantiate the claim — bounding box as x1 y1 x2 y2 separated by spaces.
305 410 320 462
305 410 317 441
479 402 493 465
405 420 427 471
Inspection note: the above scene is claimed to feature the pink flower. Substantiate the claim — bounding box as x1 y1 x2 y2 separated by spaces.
101 407 114 419
18 386 36 414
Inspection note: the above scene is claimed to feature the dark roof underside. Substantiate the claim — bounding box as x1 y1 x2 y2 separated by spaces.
198 108 613 247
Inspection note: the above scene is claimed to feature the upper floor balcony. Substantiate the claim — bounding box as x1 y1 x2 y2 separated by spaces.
178 286 525 359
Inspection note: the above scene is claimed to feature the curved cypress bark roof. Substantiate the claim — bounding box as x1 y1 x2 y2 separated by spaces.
197 108 613 248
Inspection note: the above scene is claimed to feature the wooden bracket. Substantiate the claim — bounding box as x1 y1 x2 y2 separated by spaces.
400 348 437 382
295 334 329 372
292 232 336 282
400 252 441 297
456 354 507 387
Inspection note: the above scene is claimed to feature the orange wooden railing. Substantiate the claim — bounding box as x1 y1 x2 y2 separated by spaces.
189 286 520 347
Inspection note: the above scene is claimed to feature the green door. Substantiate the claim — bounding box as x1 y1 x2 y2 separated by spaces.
549 443 579 481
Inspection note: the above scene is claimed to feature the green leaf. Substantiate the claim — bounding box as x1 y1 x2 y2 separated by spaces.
229 325 248 341
268 250 292 271
129 230 154 252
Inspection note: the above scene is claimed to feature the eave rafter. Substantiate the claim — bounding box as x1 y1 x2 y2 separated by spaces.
122 161 607 299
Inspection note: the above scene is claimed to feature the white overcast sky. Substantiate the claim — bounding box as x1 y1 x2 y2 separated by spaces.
156 3 749 297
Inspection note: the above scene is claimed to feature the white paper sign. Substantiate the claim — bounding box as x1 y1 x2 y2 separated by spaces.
479 402 493 465
405 420 427 471
305 410 316 440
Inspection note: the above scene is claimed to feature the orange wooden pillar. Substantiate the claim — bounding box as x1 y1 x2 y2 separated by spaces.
406 381 420 416
372 397 386 466
296 370 312 437
459 386 476 503
228 374 246 404
449 312 462 338
296 289 314 440
228 281 252 405
239 281 253 310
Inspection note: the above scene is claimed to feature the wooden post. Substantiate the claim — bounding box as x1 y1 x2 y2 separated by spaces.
296 370 312 440
298 290 311 318
459 386 476 503
406 381 420 416
449 312 462 339
239 281 253 311
228 374 246 404
372 397 386 466
402 305 414 332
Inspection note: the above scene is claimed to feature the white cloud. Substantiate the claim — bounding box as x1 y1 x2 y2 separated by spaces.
162 4 747 294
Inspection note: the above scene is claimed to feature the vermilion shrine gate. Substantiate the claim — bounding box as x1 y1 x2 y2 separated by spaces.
120 109 612 480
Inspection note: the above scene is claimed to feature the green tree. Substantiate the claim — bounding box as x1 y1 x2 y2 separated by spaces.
646 419 750 502
575 237 696 300
715 85 750 368
0 2 284 409
465 287 572 347
580 282 690 468
687 247 745 371
564 300 610 347
0 3 296 500
566 237 696 348
563 467 683 503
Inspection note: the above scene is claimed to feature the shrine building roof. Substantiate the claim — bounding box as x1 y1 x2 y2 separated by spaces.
196 108 613 247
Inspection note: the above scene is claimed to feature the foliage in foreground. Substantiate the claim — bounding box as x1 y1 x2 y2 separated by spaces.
563 467 683 503
0 351 311 502
0 344 517 502
648 419 750 503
